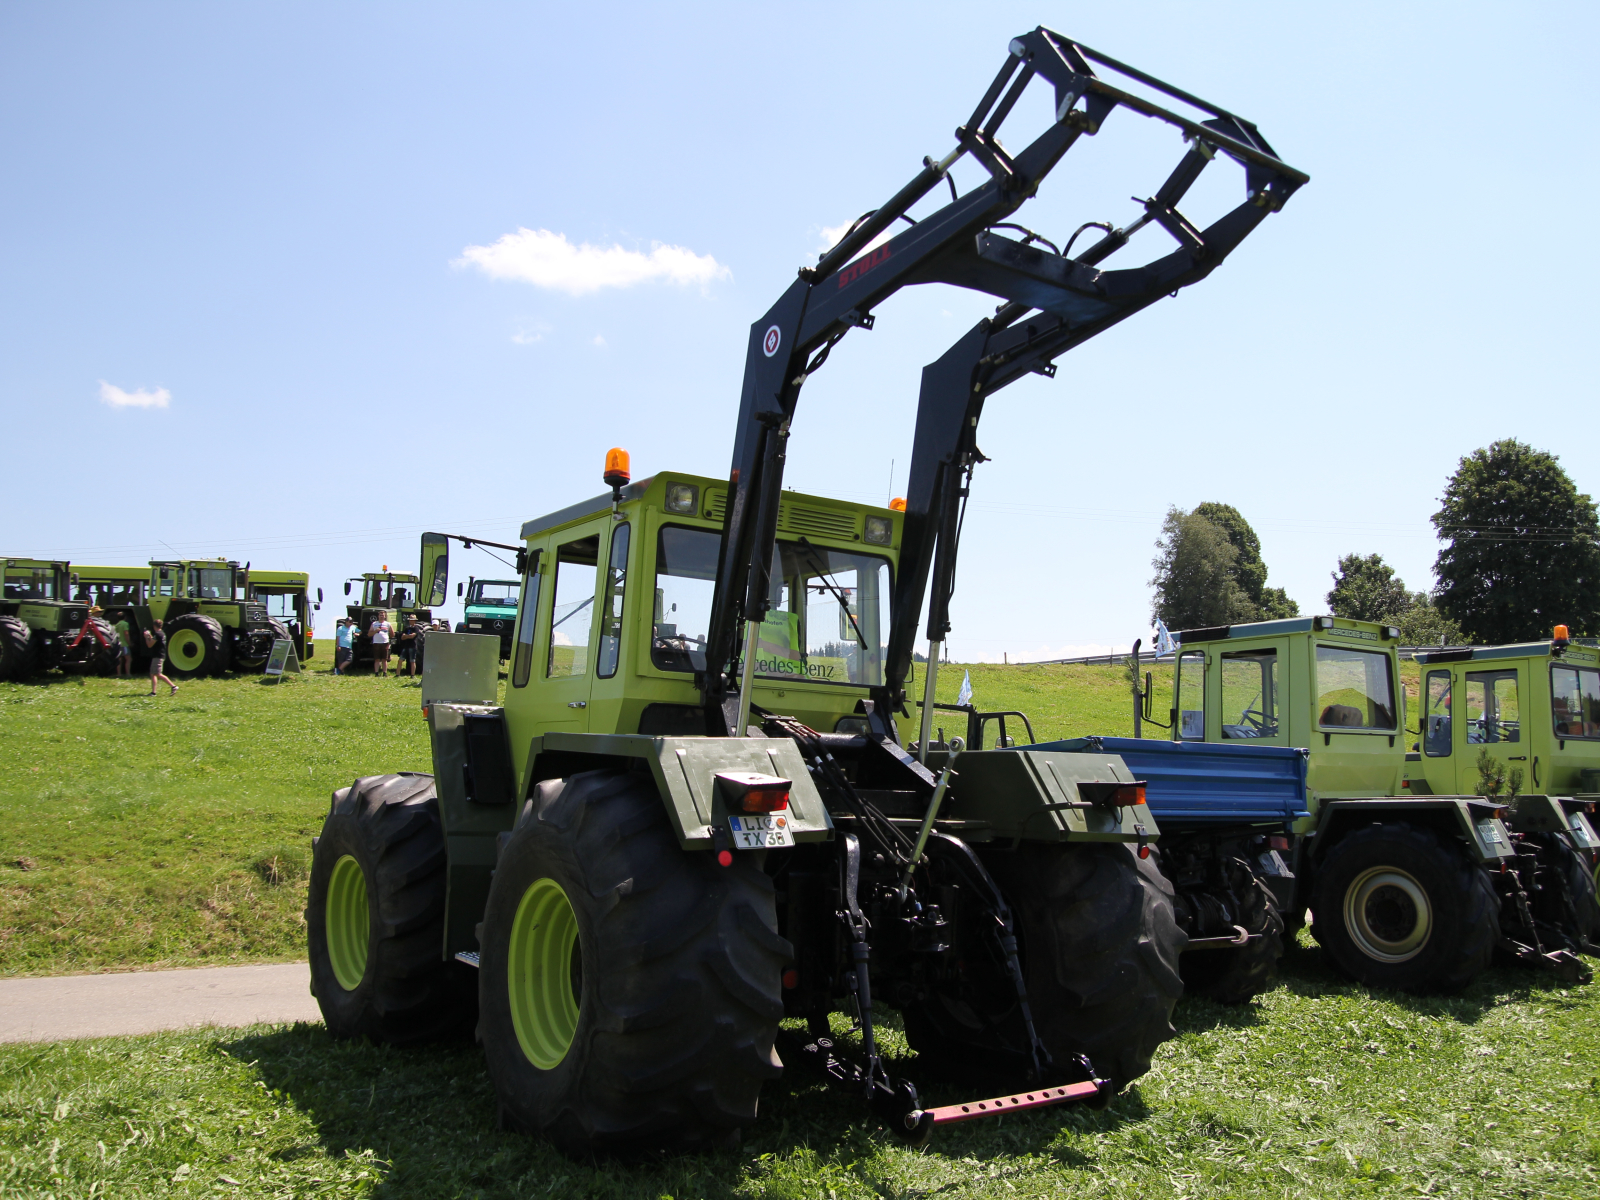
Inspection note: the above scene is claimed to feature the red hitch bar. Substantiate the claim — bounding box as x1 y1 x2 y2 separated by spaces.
914 1079 1105 1127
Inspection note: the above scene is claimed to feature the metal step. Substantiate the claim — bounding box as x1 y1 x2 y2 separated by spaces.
454 951 480 968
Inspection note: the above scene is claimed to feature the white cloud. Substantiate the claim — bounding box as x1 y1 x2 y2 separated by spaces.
455 228 729 295
591 334 606 348
99 380 170 409
511 321 550 345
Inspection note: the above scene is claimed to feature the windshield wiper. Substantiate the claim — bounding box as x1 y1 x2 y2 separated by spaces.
796 537 868 650
551 595 594 630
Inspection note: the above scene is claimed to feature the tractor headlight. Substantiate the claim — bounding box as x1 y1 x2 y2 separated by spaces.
864 515 893 545
664 483 699 514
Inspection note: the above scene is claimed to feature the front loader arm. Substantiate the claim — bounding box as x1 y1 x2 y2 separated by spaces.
702 28 1306 734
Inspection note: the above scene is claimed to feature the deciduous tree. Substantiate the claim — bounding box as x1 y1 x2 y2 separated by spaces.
1150 508 1255 630
1433 439 1600 642
1327 553 1413 622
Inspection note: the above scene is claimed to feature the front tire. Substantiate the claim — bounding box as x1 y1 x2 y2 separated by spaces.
479 768 787 1156
57 617 119 676
0 616 39 681
165 613 230 678
1311 822 1496 992
904 842 1186 1091
307 773 473 1043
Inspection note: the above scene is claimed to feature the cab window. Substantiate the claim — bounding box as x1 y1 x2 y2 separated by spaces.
652 526 718 673
188 568 233 599
548 536 599 678
597 524 630 679
1424 670 1453 756
1465 670 1519 743
1176 650 1206 740
1314 645 1396 730
1220 649 1278 739
1552 665 1600 739
511 553 543 689
153 566 177 598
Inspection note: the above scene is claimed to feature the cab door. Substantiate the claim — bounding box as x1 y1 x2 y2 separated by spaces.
1417 666 1457 793
1461 666 1528 794
1216 641 1288 744
534 522 607 733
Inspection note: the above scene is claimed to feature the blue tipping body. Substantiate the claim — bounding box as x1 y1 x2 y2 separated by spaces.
1029 736 1311 830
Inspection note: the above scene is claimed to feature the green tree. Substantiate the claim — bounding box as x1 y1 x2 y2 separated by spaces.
1193 501 1268 611
1150 508 1255 630
1258 586 1300 619
1395 592 1463 646
1326 553 1413 622
1433 439 1600 642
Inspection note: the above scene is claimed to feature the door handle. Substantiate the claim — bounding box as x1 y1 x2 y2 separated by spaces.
1507 755 1527 761
1533 756 1541 788
567 701 587 709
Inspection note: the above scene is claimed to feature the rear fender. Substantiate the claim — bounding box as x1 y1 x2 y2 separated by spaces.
521 731 833 851
1509 794 1600 853
940 748 1160 844
1310 797 1514 866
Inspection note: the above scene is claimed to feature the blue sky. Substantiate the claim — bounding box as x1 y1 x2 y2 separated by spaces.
5 2 1596 658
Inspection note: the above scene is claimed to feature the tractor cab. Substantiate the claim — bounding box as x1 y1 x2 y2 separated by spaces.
1170 615 1408 803
497 470 899 752
3 558 71 603
247 569 320 659
1409 631 1600 798
148 559 243 609
0 557 111 679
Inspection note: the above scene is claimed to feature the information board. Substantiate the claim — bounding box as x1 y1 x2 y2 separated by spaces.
264 638 301 681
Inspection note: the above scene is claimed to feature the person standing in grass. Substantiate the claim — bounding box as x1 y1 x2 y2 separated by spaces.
369 613 393 677
144 618 176 696
113 614 133 678
397 616 423 678
333 618 355 675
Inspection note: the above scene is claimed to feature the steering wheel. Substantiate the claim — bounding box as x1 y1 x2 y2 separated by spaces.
1238 708 1268 731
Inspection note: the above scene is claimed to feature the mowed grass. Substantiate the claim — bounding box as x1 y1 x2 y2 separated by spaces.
0 660 448 977
2 946 1597 1197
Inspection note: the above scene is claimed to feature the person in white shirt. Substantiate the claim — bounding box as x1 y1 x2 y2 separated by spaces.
369 615 393 677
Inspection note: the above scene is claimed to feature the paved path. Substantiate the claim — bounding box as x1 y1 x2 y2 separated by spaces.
0 962 321 1043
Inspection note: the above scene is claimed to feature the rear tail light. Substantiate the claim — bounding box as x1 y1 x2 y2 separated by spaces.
1268 835 1291 851
1114 783 1146 806
714 770 791 813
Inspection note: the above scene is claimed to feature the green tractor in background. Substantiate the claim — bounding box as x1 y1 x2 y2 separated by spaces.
454 576 520 659
0 557 118 679
140 559 292 677
341 535 449 670
1161 617 1600 993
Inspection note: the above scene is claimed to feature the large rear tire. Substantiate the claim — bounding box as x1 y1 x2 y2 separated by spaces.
904 842 1186 1092
233 618 291 672
0 615 39 681
1177 857 1285 1004
1528 832 1600 953
164 613 230 678
479 768 787 1156
307 773 473 1044
1311 822 1496 992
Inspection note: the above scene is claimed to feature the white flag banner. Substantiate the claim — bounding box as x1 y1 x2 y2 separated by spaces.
1154 619 1179 658
956 670 973 708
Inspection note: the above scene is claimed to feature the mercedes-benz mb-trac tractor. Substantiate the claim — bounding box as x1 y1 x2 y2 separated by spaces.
342 537 449 670
0 557 117 679
1103 617 1600 1000
124 559 289 677
306 27 1305 1154
455 577 520 659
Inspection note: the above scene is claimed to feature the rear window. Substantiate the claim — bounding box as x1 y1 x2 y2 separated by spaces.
1315 645 1396 730
1552 665 1600 739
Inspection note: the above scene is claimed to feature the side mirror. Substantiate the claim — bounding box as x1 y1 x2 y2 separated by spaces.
343 582 351 596
317 588 324 603
1142 672 1154 720
314 603 321 611
457 582 463 597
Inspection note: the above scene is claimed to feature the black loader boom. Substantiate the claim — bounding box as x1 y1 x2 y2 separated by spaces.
703 28 1307 737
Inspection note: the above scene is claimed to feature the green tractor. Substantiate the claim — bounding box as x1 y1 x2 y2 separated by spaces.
246 569 321 662
454 576 520 659
1158 616 1600 992
132 559 291 678
342 542 448 671
0 557 118 680
303 27 1305 1151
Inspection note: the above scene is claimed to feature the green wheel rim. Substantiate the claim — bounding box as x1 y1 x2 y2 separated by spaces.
326 855 370 991
507 876 582 1069
167 628 206 671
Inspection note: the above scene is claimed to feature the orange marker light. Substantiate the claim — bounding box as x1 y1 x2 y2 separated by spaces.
603 447 631 490
890 497 906 512
1554 624 1571 644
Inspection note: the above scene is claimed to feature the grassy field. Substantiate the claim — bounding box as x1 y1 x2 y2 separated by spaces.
1 947 1596 1197
0 661 444 977
1 660 1168 979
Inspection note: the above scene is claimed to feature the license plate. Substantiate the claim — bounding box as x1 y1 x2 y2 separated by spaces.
728 813 794 849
